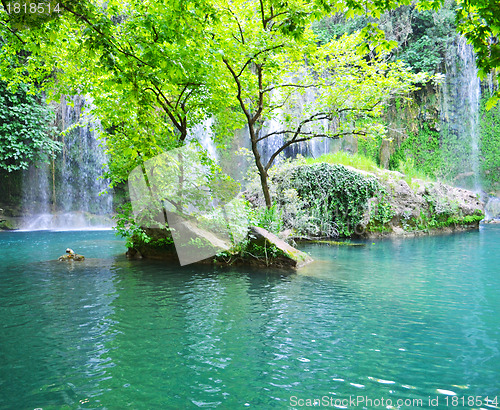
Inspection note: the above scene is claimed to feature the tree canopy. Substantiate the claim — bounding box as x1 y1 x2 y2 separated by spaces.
0 0 498 191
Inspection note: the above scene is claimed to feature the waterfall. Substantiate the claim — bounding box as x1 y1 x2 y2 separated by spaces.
458 37 481 191
258 86 331 166
187 117 218 160
20 96 113 230
439 37 482 191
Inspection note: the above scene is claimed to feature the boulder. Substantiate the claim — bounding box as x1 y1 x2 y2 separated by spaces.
485 197 500 221
58 248 85 261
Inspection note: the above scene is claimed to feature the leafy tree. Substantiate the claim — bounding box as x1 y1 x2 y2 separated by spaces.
216 0 421 207
455 0 500 109
1 0 225 185
1 0 499 210
0 81 60 172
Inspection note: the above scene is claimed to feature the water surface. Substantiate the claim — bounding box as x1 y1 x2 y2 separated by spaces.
1 227 499 409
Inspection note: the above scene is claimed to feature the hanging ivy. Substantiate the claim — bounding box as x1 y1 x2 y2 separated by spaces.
0 81 61 173
270 162 388 237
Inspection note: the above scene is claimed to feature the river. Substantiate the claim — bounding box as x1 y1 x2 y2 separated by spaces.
1 226 499 409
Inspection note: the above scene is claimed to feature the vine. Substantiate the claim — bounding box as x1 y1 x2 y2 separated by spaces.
269 162 390 237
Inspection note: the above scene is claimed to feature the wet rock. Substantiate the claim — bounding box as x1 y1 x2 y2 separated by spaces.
58 248 85 261
485 197 500 221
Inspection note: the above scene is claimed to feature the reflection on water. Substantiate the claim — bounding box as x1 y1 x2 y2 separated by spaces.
0 227 499 408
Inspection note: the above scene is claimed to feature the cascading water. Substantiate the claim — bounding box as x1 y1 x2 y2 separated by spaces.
20 96 113 230
187 117 218 160
258 86 331 166
439 36 482 191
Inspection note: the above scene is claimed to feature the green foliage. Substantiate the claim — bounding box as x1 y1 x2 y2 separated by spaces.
393 5 457 74
311 3 457 75
0 81 61 172
269 162 385 237
214 2 420 207
311 14 369 44
371 197 396 226
113 202 149 249
248 204 283 235
357 135 382 164
397 157 433 183
480 91 500 193
403 209 484 232
390 92 500 192
389 124 441 179
456 0 500 108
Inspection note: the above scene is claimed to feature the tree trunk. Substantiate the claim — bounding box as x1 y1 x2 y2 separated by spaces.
249 125 272 208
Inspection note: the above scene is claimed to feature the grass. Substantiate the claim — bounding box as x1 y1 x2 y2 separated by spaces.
300 151 380 172
272 151 437 187
397 157 432 183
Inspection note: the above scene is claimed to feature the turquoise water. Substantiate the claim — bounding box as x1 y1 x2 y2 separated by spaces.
1 227 499 409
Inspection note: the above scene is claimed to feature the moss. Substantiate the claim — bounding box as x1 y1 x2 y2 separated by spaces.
402 210 484 232
308 240 366 246
0 219 17 230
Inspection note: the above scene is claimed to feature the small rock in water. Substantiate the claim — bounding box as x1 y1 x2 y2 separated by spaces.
58 248 85 261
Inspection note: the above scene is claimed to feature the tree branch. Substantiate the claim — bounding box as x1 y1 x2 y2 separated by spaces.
144 86 183 133
175 83 191 111
0 20 26 44
226 7 245 44
59 3 155 69
151 23 159 42
251 64 264 125
264 130 367 171
263 83 318 93
257 112 333 142
237 44 285 78
222 58 251 121
259 0 266 30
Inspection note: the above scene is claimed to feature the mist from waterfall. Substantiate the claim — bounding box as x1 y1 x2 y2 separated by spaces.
188 117 218 160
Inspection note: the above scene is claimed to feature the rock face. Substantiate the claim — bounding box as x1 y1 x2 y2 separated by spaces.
246 162 485 239
127 227 177 261
0 207 21 230
363 170 485 237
